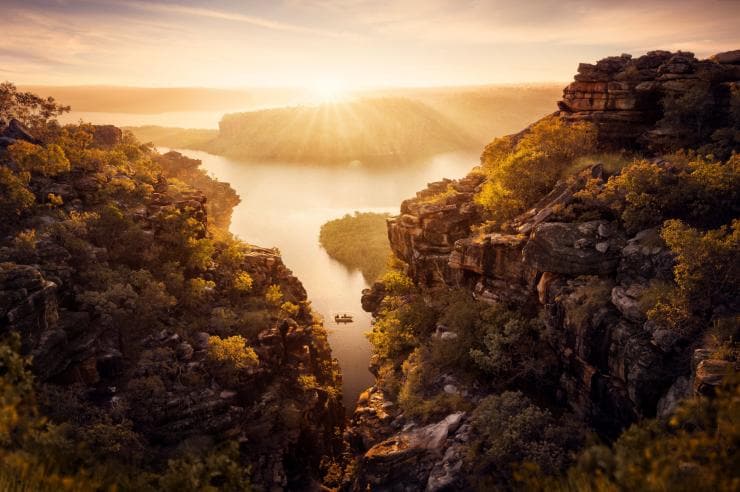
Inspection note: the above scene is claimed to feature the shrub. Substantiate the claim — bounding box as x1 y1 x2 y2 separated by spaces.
0 167 34 226
467 391 583 487
232 270 253 293
470 305 552 385
533 374 740 491
265 284 283 306
660 219 739 313
207 335 259 371
379 269 414 295
8 141 70 176
158 442 251 491
475 116 597 225
574 154 740 233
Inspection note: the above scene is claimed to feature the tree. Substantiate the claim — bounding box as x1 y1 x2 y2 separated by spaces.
467 391 583 487
0 167 34 226
8 140 70 176
207 335 259 370
0 81 70 132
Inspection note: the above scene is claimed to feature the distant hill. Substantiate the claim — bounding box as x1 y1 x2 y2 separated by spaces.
204 97 478 164
122 85 562 165
125 125 218 148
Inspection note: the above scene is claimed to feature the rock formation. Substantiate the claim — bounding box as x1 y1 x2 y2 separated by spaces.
0 122 343 489
557 50 740 151
349 50 739 489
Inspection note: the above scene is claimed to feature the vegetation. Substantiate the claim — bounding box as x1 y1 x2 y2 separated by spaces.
475 116 597 226
571 153 740 233
522 374 740 491
204 97 476 164
468 391 584 488
319 211 392 282
0 82 341 489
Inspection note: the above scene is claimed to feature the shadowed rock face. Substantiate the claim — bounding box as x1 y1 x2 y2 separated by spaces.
378 160 693 438
557 50 740 151
347 50 739 490
523 220 626 276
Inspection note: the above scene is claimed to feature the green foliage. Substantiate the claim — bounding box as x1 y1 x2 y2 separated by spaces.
528 374 740 492
378 268 414 295
397 348 470 422
0 167 34 226
232 270 254 293
319 211 392 282
265 284 283 306
158 442 251 492
656 219 739 316
574 154 740 233
366 297 436 360
0 335 103 491
280 301 299 317
470 305 552 385
8 141 70 176
467 391 584 487
475 116 597 225
207 335 259 370
0 81 69 132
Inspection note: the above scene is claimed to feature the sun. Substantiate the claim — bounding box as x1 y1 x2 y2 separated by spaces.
309 77 349 103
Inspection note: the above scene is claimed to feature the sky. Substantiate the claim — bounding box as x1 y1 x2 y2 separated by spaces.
1 0 739 89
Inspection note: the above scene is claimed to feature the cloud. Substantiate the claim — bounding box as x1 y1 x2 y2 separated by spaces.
121 1 348 38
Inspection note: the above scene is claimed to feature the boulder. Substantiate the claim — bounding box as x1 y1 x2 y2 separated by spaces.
712 50 740 65
92 125 123 148
694 359 736 395
611 284 648 323
523 221 626 275
361 282 386 314
0 118 41 147
355 412 465 490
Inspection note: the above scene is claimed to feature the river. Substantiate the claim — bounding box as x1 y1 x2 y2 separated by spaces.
159 148 476 409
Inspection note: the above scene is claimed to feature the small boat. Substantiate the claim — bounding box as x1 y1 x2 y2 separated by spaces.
334 313 354 323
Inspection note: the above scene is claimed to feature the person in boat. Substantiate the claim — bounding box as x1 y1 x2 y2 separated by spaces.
334 313 353 322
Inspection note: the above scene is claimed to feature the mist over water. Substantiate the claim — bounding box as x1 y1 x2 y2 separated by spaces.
160 148 477 409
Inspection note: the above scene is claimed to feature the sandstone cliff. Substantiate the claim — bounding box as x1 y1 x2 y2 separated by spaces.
352 50 739 490
0 119 343 489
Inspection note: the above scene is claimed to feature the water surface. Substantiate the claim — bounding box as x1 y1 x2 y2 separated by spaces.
162 148 476 409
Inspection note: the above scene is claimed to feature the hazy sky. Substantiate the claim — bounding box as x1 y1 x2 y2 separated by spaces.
2 0 739 88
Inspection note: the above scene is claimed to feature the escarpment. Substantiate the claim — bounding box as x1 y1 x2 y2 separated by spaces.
351 50 739 491
0 118 343 489
557 49 740 152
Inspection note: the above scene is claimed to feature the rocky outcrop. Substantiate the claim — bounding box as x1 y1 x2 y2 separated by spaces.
157 151 241 229
523 220 626 276
352 412 467 491
0 118 41 147
557 51 740 150
388 173 485 288
377 159 695 435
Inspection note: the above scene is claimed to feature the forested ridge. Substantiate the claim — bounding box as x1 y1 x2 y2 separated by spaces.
0 82 343 490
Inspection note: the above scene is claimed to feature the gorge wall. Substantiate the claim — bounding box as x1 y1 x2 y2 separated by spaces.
0 120 343 489
351 50 739 490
